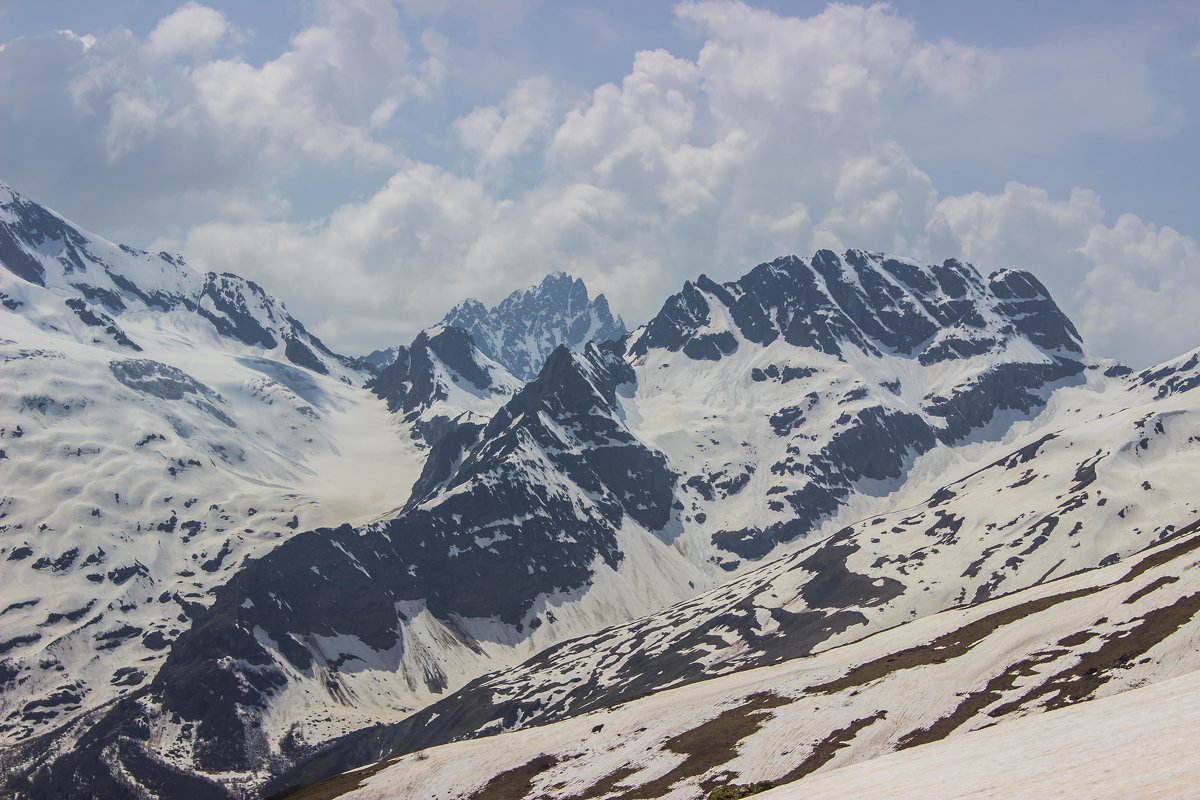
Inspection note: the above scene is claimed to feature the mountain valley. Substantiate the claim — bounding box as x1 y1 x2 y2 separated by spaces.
0 179 1197 800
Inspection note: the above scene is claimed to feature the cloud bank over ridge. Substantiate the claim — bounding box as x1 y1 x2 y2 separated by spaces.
1 0 1196 366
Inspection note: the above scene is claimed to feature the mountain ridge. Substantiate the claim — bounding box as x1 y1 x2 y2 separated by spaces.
1 241 1112 798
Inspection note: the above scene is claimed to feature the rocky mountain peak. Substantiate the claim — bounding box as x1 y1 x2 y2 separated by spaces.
366 323 520 446
629 249 1082 365
440 271 627 380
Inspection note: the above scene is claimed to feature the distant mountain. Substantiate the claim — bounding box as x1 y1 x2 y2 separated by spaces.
440 271 626 380
9 248 1115 799
360 345 401 373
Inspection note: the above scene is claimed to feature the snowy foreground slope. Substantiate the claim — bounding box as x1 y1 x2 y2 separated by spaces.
268 349 1200 797
759 667 1200 799
298 477 1200 799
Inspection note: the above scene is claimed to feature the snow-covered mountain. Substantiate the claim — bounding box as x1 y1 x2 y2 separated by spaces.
439 271 626 380
2 246 1117 799
0 181 460 757
0 182 353 379
359 345 401 374
271 348 1200 798
5 178 1193 800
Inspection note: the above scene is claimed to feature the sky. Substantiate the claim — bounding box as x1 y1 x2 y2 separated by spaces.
1 1 1198 367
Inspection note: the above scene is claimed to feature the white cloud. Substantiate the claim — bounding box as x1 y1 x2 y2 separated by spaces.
0 0 440 233
677 1 912 124
929 182 1104 291
162 2 1198 366
173 2 957 347
147 2 234 59
4 1 1195 367
171 162 500 344
454 76 558 175
103 90 161 159
928 181 1199 365
905 39 1003 104
815 143 937 256
1077 214 1200 366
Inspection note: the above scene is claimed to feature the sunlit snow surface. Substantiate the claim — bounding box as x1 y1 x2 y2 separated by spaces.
761 668 1200 799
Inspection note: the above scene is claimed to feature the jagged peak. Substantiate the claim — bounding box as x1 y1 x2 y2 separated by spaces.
440 271 627 381
633 248 1084 364
537 269 577 286
368 322 518 421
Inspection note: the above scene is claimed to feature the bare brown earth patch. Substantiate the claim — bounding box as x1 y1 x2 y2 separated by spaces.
273 755 400 800
776 710 887 783
464 753 559 800
808 585 1097 696
558 765 641 800
897 586 1200 750
1124 574 1180 605
810 523 1200 698
602 692 790 800
992 589 1200 716
895 650 1065 750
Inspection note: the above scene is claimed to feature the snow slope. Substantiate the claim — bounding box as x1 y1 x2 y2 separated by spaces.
0 182 478 755
761 667 1200 799
315 507 1200 800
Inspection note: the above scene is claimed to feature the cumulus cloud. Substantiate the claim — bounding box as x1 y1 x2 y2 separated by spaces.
1077 214 1200 366
454 76 559 177
171 2 984 346
904 39 1003 104
815 143 938 256
929 182 1104 295
146 2 235 59
928 181 1199 365
4 1 1195 366
0 0 440 233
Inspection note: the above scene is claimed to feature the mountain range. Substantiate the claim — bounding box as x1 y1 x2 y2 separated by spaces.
0 179 1196 800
